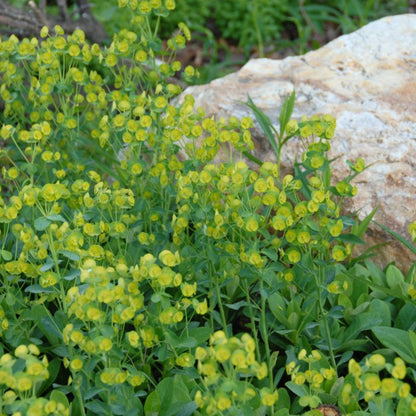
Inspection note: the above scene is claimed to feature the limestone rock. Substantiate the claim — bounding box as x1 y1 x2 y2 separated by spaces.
179 14 416 271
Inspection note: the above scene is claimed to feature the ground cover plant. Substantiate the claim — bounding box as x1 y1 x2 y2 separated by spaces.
1 1 416 415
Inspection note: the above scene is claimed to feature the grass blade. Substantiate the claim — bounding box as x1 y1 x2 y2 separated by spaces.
245 95 279 157
351 206 378 238
279 90 296 138
374 221 416 255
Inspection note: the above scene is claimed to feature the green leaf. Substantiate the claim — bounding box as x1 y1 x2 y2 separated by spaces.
0 249 12 261
25 284 55 294
170 402 197 416
336 233 365 244
39 257 55 272
32 305 63 346
397 397 414 416
37 358 61 395
164 330 197 349
330 377 345 397
50 390 69 410
396 303 416 331
286 381 308 397
34 217 51 231
242 150 262 166
176 336 197 349
375 220 416 255
385 264 405 290
372 327 416 364
84 387 106 401
268 292 290 327
275 387 291 411
279 90 296 138
409 331 416 354
261 248 278 261
369 299 391 327
352 207 378 238
363 261 386 286
188 326 211 344
47 214 66 222
59 250 80 262
225 300 249 310
145 376 193 416
245 95 279 157
85 401 110 415
64 269 80 281
343 312 382 342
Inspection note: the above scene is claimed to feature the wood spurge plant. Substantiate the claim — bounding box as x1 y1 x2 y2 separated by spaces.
0 1 415 416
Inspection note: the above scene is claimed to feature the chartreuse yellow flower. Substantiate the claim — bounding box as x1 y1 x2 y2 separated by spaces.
70 358 83 371
181 282 196 297
332 245 346 262
176 353 195 368
193 298 208 315
392 357 406 379
215 393 231 410
367 353 386 371
14 345 29 358
158 249 180 267
287 248 301 264
380 378 397 397
348 358 362 377
260 387 278 406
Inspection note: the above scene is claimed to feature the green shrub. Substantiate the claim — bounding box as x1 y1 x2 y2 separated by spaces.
0 1 416 415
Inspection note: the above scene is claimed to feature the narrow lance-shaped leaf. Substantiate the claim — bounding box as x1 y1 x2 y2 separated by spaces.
279 89 296 139
245 95 279 157
375 220 416 255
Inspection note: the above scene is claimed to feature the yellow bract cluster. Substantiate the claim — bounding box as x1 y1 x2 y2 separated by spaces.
0 347 67 415
194 331 277 414
341 355 416 411
287 349 336 393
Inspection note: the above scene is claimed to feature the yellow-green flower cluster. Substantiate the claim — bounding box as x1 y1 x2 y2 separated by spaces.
118 0 176 16
194 331 277 414
286 114 336 142
286 348 336 409
0 346 67 415
341 354 416 412
172 128 350 275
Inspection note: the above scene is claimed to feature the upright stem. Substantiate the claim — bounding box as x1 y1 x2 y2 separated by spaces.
73 376 87 416
243 279 261 363
314 268 337 374
214 271 228 336
259 278 274 390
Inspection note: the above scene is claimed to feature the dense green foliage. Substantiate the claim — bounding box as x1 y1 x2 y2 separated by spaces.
90 0 407 52
10 0 409 83
0 1 416 415
89 0 409 80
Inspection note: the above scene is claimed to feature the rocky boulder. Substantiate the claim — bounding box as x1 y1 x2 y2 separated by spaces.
179 14 416 271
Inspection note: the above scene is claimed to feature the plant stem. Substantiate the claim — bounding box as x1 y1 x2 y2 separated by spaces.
214 270 228 336
73 377 87 416
314 268 337 374
259 278 274 390
243 278 261 363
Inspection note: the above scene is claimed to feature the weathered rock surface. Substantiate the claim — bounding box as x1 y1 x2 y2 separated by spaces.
180 14 416 271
